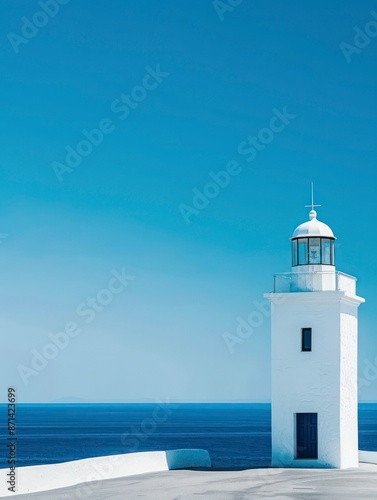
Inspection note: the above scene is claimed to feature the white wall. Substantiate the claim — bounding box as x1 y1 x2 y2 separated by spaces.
359 450 377 465
339 303 359 468
266 291 363 469
0 449 211 497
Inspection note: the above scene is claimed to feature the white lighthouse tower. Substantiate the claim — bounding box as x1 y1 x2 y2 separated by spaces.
265 195 364 469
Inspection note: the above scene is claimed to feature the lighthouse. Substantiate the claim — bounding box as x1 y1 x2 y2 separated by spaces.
265 197 364 469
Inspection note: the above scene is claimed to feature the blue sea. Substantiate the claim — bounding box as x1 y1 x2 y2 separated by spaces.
0 403 376 469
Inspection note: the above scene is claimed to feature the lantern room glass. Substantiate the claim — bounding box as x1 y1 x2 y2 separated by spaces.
292 237 335 266
298 238 309 265
309 238 321 264
292 240 298 266
322 239 331 265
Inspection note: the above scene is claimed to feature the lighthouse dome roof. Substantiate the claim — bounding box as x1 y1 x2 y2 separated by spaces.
291 210 335 239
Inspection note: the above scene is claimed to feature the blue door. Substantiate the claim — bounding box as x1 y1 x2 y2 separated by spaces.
296 413 318 459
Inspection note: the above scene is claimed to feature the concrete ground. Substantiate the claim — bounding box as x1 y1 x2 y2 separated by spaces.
10 463 377 499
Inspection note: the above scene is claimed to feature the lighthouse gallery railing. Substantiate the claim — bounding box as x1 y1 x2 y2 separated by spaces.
273 271 357 294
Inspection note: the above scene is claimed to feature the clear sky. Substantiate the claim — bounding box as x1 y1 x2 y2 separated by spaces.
0 0 376 402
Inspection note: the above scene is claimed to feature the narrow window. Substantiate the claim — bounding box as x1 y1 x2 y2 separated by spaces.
292 240 298 266
309 238 321 264
330 239 335 265
301 328 312 352
296 413 318 459
297 238 308 265
321 238 331 264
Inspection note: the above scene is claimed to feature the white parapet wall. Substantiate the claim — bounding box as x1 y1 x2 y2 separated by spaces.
359 450 377 465
0 449 211 497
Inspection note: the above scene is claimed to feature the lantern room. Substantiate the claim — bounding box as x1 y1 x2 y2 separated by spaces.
291 209 335 267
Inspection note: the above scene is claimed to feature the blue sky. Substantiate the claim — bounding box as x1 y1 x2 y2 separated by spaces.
0 0 376 402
